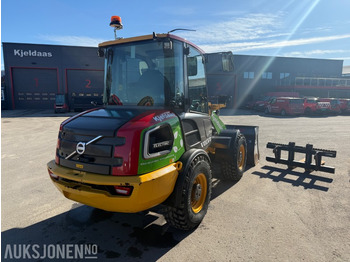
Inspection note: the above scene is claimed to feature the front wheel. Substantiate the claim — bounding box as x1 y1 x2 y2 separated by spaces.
164 155 212 230
221 134 247 181
305 107 311 115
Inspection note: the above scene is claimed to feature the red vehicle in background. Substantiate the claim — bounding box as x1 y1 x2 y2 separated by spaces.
54 94 69 113
303 97 331 115
250 92 299 111
318 98 341 114
266 97 304 116
339 98 350 114
252 96 274 111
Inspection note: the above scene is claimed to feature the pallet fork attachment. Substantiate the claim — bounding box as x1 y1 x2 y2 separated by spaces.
266 142 337 174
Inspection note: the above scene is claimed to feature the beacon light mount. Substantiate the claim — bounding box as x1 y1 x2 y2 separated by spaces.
110 16 123 40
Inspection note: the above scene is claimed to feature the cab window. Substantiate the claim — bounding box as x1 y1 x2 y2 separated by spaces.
187 46 208 113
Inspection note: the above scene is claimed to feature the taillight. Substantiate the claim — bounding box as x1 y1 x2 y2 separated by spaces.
113 138 125 175
55 155 60 165
48 169 59 180
55 139 61 165
114 186 133 196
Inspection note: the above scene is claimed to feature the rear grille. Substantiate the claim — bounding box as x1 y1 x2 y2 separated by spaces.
58 132 125 175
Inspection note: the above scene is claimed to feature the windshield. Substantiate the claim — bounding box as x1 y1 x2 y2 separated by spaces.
307 99 317 104
330 100 340 106
103 39 185 108
290 99 303 104
55 95 65 104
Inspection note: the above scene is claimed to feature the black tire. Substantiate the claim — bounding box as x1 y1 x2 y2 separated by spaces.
221 134 247 181
305 108 311 115
164 155 212 230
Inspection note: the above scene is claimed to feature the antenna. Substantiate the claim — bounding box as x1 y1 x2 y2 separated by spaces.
168 28 196 34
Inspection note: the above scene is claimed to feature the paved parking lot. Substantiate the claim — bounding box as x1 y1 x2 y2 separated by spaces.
1 109 350 261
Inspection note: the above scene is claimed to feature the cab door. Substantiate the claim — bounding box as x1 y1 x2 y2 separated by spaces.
268 97 278 113
180 45 212 151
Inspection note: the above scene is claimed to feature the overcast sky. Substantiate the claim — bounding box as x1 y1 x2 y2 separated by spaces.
1 0 350 66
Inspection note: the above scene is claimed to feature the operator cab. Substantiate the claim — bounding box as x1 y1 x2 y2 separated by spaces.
99 34 208 115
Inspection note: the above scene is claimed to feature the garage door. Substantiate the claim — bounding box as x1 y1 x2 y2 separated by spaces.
66 69 104 110
12 68 59 109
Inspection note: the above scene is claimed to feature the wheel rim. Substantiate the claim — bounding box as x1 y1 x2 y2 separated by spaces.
238 144 246 170
191 173 208 213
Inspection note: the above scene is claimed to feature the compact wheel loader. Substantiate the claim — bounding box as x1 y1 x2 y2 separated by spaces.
47 19 259 230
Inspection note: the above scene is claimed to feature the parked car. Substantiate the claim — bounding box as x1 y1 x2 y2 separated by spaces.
253 96 274 111
266 97 304 116
318 98 341 114
54 94 69 113
339 98 350 114
303 97 331 115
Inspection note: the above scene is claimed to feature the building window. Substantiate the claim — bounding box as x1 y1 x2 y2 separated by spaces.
262 72 272 79
244 72 254 79
222 54 234 72
311 78 317 86
339 80 346 86
280 72 290 79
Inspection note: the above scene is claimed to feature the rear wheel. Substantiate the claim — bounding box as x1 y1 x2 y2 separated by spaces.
305 107 311 115
164 155 212 230
221 134 247 181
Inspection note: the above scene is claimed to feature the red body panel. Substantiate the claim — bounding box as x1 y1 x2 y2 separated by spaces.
113 110 175 176
268 97 304 115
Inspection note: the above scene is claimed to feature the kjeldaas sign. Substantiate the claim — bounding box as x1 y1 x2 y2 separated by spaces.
13 49 53 58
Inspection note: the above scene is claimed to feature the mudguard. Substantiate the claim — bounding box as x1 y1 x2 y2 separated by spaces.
226 125 259 166
164 148 210 207
211 126 259 166
210 129 241 173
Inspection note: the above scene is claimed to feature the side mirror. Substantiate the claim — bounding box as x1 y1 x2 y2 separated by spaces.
97 47 105 57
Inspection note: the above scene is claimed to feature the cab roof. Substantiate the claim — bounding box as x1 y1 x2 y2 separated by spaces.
99 33 205 53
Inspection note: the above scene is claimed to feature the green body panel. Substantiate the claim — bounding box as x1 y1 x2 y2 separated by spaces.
211 112 226 134
138 117 185 174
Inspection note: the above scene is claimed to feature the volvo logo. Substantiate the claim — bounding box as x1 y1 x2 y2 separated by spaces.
65 135 103 160
76 142 86 155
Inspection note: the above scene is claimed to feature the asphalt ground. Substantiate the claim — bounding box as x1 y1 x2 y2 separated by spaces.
1 109 350 261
